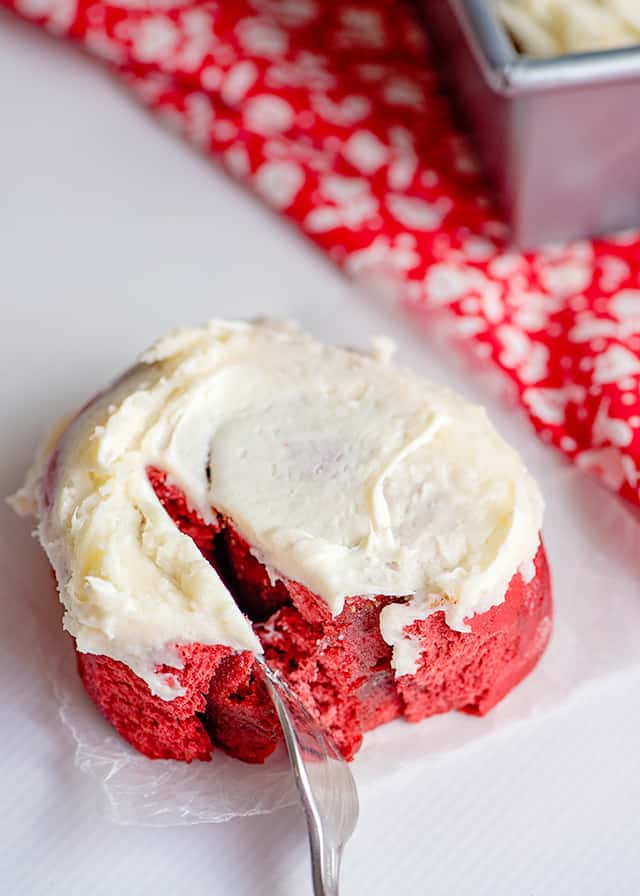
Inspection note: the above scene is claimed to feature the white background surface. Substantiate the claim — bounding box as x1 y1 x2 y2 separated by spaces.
1 12 640 895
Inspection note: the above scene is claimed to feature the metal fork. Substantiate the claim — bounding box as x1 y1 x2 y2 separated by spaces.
256 658 359 896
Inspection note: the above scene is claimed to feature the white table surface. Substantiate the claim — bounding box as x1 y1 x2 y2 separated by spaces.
2 12 640 895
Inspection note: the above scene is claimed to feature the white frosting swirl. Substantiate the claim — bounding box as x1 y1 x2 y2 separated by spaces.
13 320 544 698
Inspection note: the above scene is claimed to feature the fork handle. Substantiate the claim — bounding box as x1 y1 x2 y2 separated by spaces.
309 829 341 896
259 664 342 896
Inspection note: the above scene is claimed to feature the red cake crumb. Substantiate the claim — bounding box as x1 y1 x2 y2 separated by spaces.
146 467 221 562
77 643 231 761
205 651 280 763
398 546 551 720
222 526 291 622
72 469 552 763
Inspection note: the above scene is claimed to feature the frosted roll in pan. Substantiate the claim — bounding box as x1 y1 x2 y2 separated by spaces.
420 0 640 246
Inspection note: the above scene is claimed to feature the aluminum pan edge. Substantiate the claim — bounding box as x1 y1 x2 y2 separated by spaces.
453 0 640 95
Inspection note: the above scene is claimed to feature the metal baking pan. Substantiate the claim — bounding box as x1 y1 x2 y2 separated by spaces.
419 0 640 248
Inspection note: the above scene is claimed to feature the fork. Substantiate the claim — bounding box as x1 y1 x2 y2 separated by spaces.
256 657 359 896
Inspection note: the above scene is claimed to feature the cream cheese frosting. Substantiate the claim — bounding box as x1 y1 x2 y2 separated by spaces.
12 319 544 698
494 0 640 58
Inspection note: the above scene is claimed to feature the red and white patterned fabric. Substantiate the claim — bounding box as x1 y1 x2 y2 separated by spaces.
4 0 640 505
